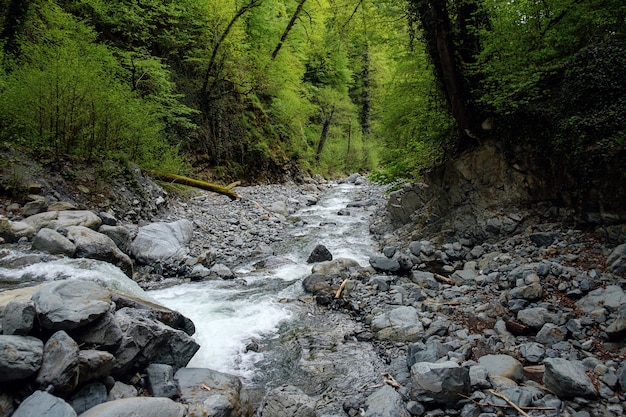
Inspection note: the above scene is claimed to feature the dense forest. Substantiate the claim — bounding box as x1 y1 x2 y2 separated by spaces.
0 0 624 202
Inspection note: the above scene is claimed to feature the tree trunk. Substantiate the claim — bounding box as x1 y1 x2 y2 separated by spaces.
271 0 308 60
315 107 335 163
147 171 240 200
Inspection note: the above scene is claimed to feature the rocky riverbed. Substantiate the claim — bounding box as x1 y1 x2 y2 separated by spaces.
1 168 626 417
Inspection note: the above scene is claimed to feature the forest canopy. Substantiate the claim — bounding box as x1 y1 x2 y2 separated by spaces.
0 0 624 185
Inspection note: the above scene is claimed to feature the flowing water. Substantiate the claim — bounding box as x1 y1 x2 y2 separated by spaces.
150 182 386 412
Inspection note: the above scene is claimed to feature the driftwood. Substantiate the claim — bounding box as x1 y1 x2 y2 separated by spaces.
459 391 556 414
148 171 240 201
335 278 349 299
434 273 455 285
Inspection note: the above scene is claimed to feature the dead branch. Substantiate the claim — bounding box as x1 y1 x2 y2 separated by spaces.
335 278 349 299
434 273 455 285
147 171 240 200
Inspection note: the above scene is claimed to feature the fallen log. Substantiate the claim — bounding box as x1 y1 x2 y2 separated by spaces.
147 171 240 201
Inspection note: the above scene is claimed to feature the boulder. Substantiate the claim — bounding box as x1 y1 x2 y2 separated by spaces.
517 307 548 329
478 354 524 383
130 220 193 265
306 244 333 263
23 210 102 232
407 339 452 367
2 299 36 335
543 358 597 399
268 201 289 217
22 198 48 216
98 225 132 254
209 263 235 280
529 232 556 247
372 306 424 342
0 335 43 382
36 330 80 395
107 382 137 401
12 390 76 417
409 361 470 407
369 256 400 273
257 384 316 417
365 385 410 417
32 228 76 256
112 308 199 378
70 311 123 350
67 226 133 277
0 216 36 243
175 367 254 417
607 243 626 275
145 363 178 399
302 273 334 295
311 258 360 275
77 350 116 384
77 397 185 417
32 280 112 330
535 323 566 347
575 285 626 313
69 383 107 415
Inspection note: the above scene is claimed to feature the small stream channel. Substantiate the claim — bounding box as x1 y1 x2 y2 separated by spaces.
150 182 387 414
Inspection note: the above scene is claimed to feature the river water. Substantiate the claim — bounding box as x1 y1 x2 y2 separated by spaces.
150 182 386 413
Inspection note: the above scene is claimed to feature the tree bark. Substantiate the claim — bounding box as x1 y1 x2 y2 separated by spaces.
147 171 240 200
271 0 308 60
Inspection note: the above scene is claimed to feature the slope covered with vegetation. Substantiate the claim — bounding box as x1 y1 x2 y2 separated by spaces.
0 0 624 214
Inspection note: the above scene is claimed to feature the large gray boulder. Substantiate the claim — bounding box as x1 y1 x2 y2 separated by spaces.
130 220 193 265
67 226 133 277
369 256 400 273
0 335 43 382
478 354 524 383
372 306 424 342
575 285 626 313
77 397 185 417
607 243 626 275
365 385 410 417
77 350 116 385
32 280 112 331
175 368 254 417
70 311 123 350
543 358 598 399
23 210 102 233
409 361 470 407
98 225 132 255
306 244 333 264
0 216 35 242
2 299 36 335
311 258 360 275
32 228 76 256
112 308 199 378
145 363 178 399
36 330 80 395
12 390 76 417
257 384 316 417
69 383 108 415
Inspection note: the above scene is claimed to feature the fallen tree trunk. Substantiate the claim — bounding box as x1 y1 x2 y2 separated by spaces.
147 171 240 201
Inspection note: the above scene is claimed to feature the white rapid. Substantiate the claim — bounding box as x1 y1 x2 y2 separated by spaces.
149 182 379 382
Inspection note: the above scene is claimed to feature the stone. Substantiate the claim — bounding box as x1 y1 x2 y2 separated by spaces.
175 367 253 417
365 384 410 417
517 307 548 328
529 232 556 247
575 285 626 313
97 212 118 226
543 358 597 399
67 226 133 277
2 299 36 335
407 340 451 367
268 200 289 217
146 363 178 399
0 216 36 243
32 280 112 330
607 244 626 275
69 383 107 415
209 263 235 279
70 311 123 350
0 335 43 382
535 323 566 347
469 365 491 389
12 390 76 417
311 258 359 275
77 397 185 417
478 354 524 383
519 342 545 363
130 220 193 265
372 306 424 342
302 273 333 295
23 210 102 233
32 228 76 256
98 225 132 254
112 308 200 379
107 382 138 401
77 350 116 384
369 256 400 273
306 244 333 263
23 198 48 216
509 283 543 301
257 384 316 417
0 392 14 417
36 330 80 395
409 361 470 407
